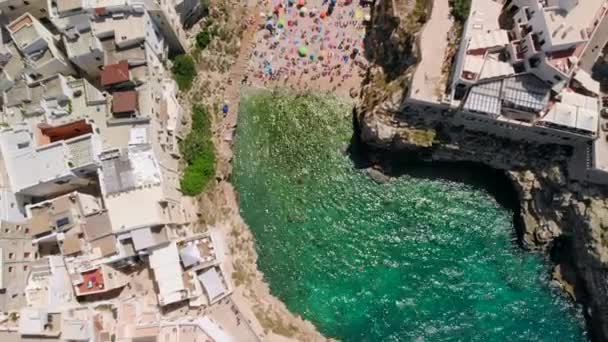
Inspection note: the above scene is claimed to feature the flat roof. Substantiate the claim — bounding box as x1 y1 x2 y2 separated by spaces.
99 145 161 195
541 0 605 47
463 79 502 116
57 0 83 13
61 318 90 341
83 212 112 241
501 75 551 112
131 226 168 251
61 230 83 255
76 268 105 295
540 91 599 133
463 74 551 116
197 268 227 303
90 235 117 257
149 242 186 305
468 29 508 51
179 244 202 268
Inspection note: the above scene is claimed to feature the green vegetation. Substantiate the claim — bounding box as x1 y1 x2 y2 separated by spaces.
195 17 217 51
180 104 216 196
451 0 472 23
412 0 428 24
239 91 351 179
200 0 209 12
171 54 197 91
196 29 213 50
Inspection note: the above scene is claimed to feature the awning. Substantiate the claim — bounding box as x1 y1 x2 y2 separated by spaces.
198 268 227 303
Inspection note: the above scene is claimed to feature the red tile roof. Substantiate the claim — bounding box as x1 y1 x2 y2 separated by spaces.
101 60 130 87
112 90 138 114
77 268 105 295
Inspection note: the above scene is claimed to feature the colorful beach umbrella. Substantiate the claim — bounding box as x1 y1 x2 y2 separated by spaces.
297 0 305 7
298 46 308 56
278 18 286 28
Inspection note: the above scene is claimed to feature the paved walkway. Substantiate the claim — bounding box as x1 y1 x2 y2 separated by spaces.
218 8 261 163
409 0 452 102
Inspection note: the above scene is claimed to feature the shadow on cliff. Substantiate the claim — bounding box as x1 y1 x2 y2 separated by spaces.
361 0 418 82
347 111 525 245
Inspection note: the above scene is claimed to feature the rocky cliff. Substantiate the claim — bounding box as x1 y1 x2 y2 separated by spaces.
356 1 608 340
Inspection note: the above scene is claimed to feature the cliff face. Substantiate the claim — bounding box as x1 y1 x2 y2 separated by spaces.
356 3 608 341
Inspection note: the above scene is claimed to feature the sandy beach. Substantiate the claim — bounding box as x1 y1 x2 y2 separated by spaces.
246 0 370 98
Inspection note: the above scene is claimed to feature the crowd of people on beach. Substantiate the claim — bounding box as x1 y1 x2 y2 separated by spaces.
248 0 371 95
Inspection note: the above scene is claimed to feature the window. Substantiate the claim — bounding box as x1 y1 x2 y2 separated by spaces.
8 266 13 273
8 5 15 10
529 57 541 68
23 265 28 271
40 8 45 12
17 142 29 149
8 253 14 259
23 0 29 4
554 75 562 81
54 179 69 185
24 252 30 259
56 217 70 228
95 56 101 61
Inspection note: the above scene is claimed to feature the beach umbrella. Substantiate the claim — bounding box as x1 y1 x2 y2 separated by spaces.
309 54 316 61
364 14 371 22
297 0 305 7
299 6 308 15
266 19 274 28
278 18 286 28
330 0 336 5
288 0 295 4
298 46 308 57
320 11 327 19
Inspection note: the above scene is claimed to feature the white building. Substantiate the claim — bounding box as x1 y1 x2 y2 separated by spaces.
505 0 608 92
98 144 183 232
0 123 101 197
7 13 75 78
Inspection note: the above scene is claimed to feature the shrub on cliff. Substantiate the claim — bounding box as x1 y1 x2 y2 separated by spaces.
196 29 213 50
180 104 216 196
171 54 196 91
451 0 472 23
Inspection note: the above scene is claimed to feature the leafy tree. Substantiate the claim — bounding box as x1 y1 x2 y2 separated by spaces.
171 54 196 91
452 0 472 23
179 104 216 196
196 30 213 50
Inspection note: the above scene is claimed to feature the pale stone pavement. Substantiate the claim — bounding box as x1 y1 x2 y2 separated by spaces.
410 0 453 102
219 9 262 164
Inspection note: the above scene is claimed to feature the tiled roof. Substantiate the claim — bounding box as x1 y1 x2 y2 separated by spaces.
101 60 129 87
111 90 138 114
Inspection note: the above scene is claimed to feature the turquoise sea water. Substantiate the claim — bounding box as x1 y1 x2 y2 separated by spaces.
233 91 586 341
